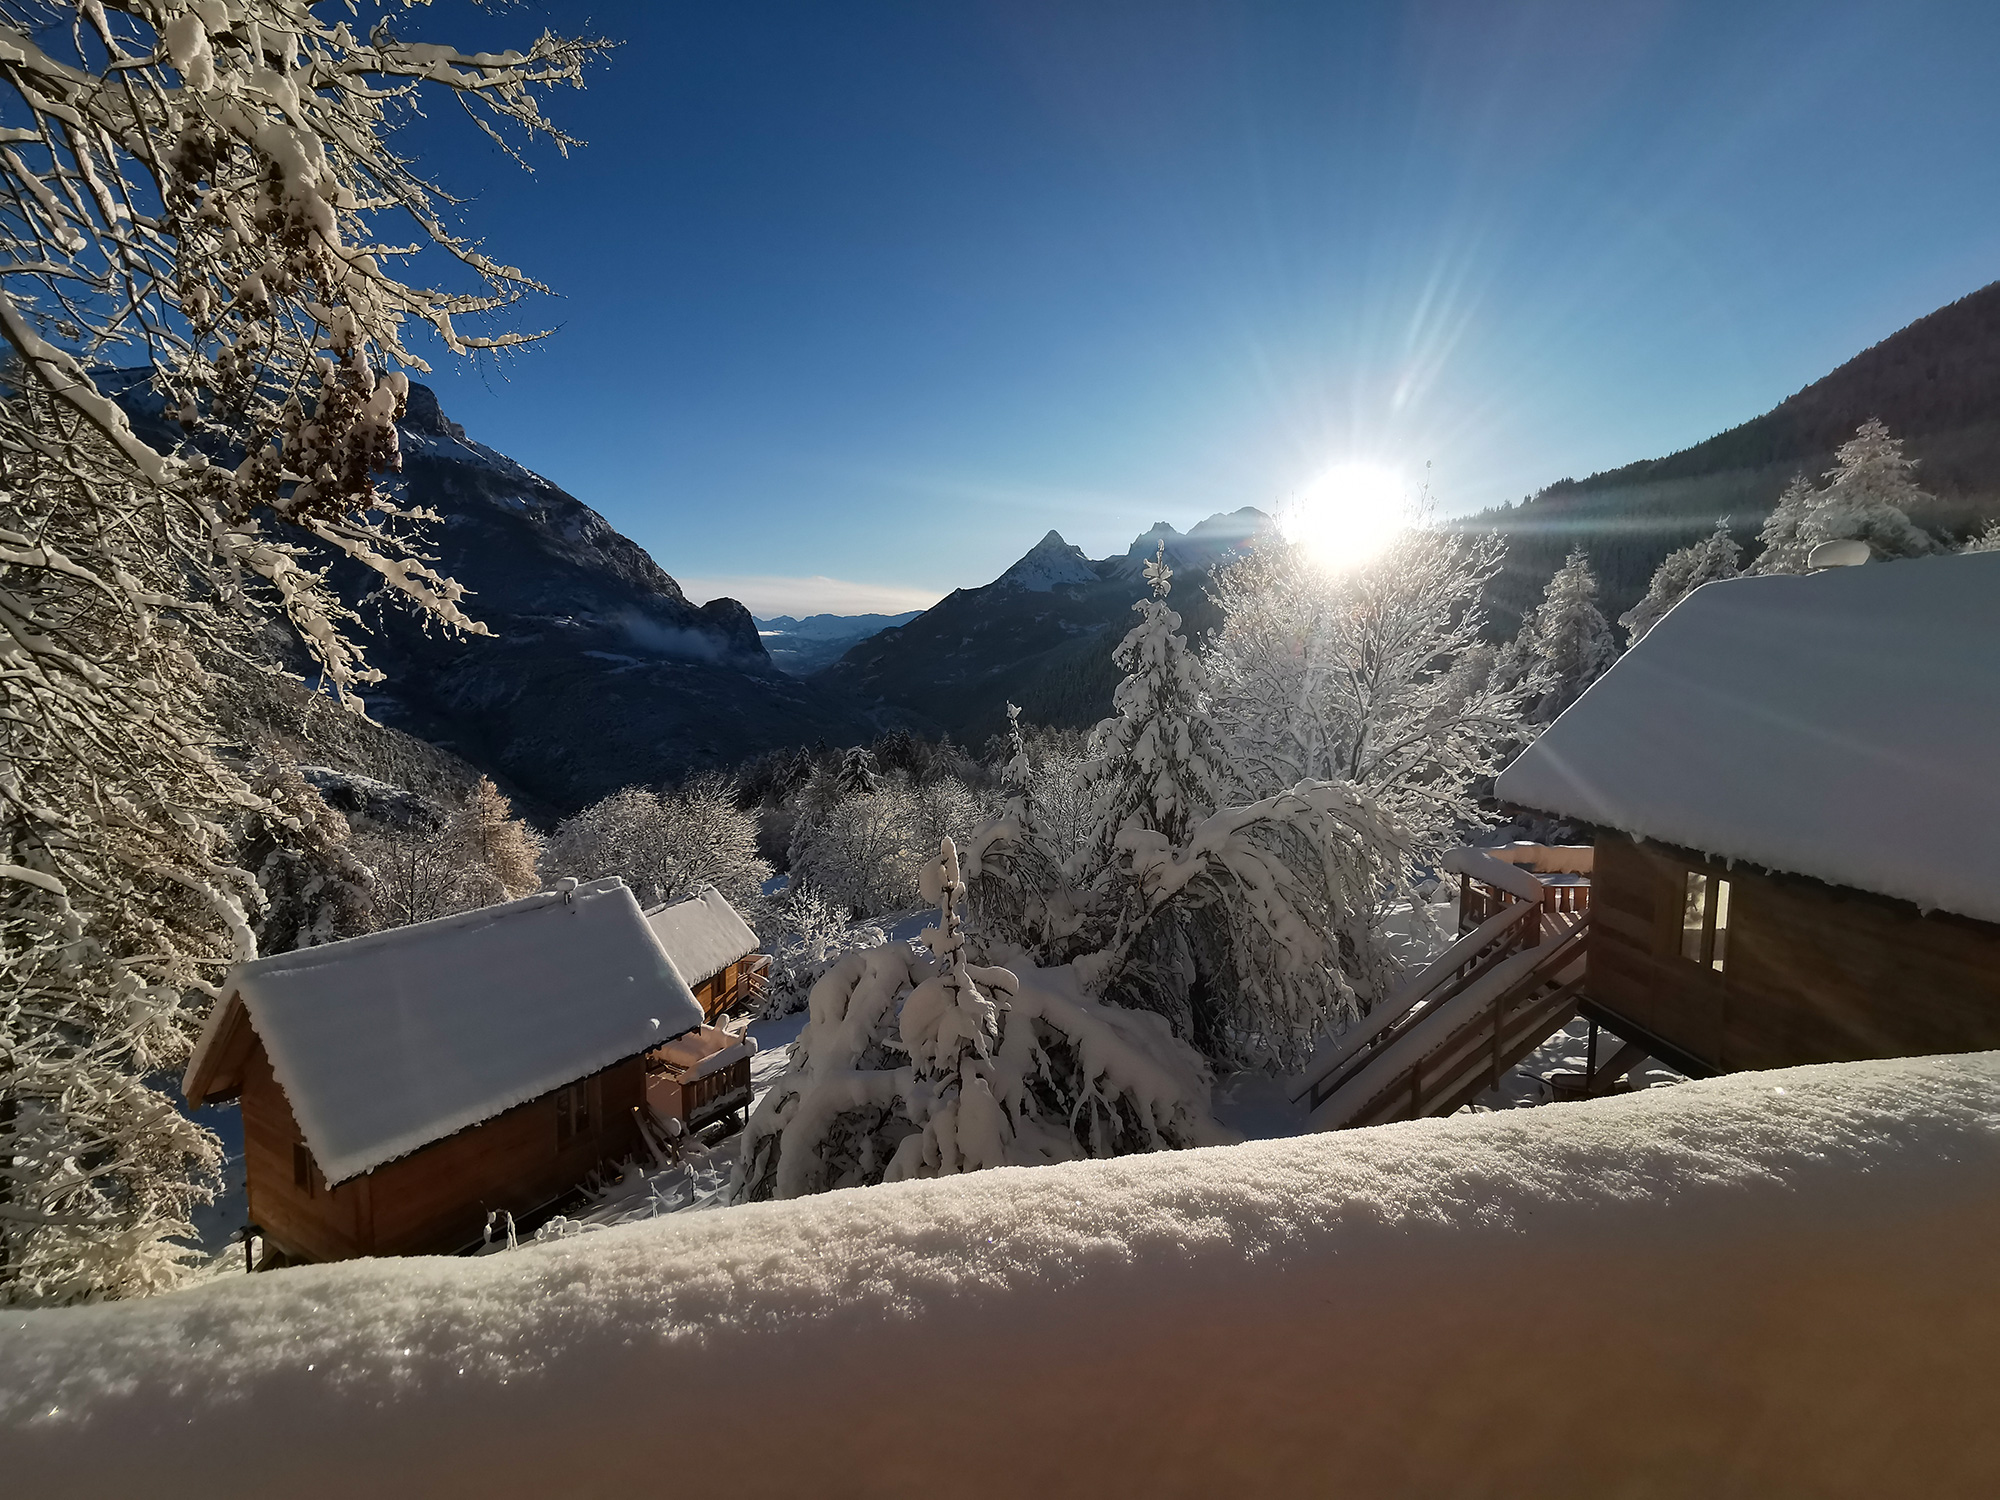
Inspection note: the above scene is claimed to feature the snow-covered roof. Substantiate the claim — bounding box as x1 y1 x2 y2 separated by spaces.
12 1051 2000 1495
186 878 704 1183
644 885 762 987
1496 552 2000 922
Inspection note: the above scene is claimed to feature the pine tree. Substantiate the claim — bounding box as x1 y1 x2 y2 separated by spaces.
1750 474 1820 576
1519 550 1615 719
1619 523 1741 645
1058 547 1414 1068
1074 546 1230 870
1804 418 1938 561
832 746 884 797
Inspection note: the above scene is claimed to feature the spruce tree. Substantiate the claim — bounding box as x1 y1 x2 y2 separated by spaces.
1620 523 1741 645
1520 550 1616 719
1805 418 1938 561
1750 474 1820 575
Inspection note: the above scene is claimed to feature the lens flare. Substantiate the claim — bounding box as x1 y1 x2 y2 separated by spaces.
1281 462 1411 571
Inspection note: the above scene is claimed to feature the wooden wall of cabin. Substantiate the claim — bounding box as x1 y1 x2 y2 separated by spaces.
242 1040 648 1263
1586 834 2000 1072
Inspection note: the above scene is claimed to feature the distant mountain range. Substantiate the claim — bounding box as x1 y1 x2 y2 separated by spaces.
1473 279 2000 631
754 611 923 675
102 277 2000 806
813 507 1279 744
108 376 891 813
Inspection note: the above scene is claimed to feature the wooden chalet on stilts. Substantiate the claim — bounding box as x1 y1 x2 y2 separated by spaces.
1295 551 2000 1129
181 878 707 1264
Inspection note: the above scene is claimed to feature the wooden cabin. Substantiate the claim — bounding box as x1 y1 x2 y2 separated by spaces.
1496 551 2000 1076
181 877 707 1263
645 885 769 1020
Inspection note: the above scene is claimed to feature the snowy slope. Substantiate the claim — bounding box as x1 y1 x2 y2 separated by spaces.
6 1052 1999 1497
1497 552 2000 922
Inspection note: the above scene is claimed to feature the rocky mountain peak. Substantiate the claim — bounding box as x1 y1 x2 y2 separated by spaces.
996 529 1098 592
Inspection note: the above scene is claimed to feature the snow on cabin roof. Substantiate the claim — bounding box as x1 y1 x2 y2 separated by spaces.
190 878 705 1184
1496 552 2000 923
644 885 761 987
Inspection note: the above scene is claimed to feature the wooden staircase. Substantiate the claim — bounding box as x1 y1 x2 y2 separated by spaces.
1293 897 1591 1132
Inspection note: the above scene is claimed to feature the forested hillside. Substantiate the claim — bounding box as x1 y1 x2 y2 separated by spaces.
1471 280 2000 630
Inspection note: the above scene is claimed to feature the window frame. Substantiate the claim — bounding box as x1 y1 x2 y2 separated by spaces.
1678 868 1731 973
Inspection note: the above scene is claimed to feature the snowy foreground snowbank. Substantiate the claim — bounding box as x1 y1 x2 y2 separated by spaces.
7 1054 2000 1497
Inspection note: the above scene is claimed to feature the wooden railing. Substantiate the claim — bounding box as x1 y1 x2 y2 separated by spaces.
1295 906 1591 1131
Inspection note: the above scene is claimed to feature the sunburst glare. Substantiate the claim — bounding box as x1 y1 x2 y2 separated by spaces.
1281 462 1412 571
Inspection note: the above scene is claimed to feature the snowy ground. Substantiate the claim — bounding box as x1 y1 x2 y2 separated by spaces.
10 1051 1998 1497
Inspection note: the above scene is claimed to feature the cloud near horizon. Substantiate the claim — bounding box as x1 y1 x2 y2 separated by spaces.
678 574 944 620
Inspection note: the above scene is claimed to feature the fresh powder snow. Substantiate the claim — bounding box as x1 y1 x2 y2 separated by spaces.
5 1051 1997 1496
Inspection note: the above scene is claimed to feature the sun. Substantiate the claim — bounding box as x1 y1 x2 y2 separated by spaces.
1281 462 1412 571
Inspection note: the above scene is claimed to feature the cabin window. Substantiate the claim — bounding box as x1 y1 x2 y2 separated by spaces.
555 1078 597 1147
1679 870 1731 972
293 1142 318 1197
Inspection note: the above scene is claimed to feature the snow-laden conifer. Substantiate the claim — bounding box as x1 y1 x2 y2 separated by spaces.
731 840 1229 1203
1619 523 1741 645
239 763 374 954
970 547 1416 1069
1961 519 2000 554
1515 550 1615 719
1750 473 1820 576
1752 422 1938 574
1803 418 1938 561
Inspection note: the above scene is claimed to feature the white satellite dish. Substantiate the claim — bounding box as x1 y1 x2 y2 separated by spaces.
1807 538 1871 569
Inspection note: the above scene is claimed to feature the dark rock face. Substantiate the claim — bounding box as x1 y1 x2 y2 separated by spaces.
110 375 886 813
339 392 886 810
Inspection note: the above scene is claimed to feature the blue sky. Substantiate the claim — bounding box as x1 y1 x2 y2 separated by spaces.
402 1 2000 616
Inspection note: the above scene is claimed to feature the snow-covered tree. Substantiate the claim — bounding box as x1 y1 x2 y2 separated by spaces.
1619 523 1741 645
759 885 888 1017
832 746 883 797
1804 418 1938 561
1206 526 1525 869
1515 550 1615 719
731 840 1231 1203
355 776 542 929
0 2 605 1301
971 548 1417 1069
788 773 991 922
547 777 767 914
1 382 246 1302
1752 422 1937 575
1961 519 2000 554
1749 473 1819 576
239 763 374 954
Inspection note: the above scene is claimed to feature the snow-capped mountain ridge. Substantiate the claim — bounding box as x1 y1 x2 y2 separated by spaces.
995 529 1100 592
815 506 1277 741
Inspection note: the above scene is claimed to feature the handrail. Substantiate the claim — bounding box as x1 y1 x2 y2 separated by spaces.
1290 899 1541 1105
1305 911 1592 1129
